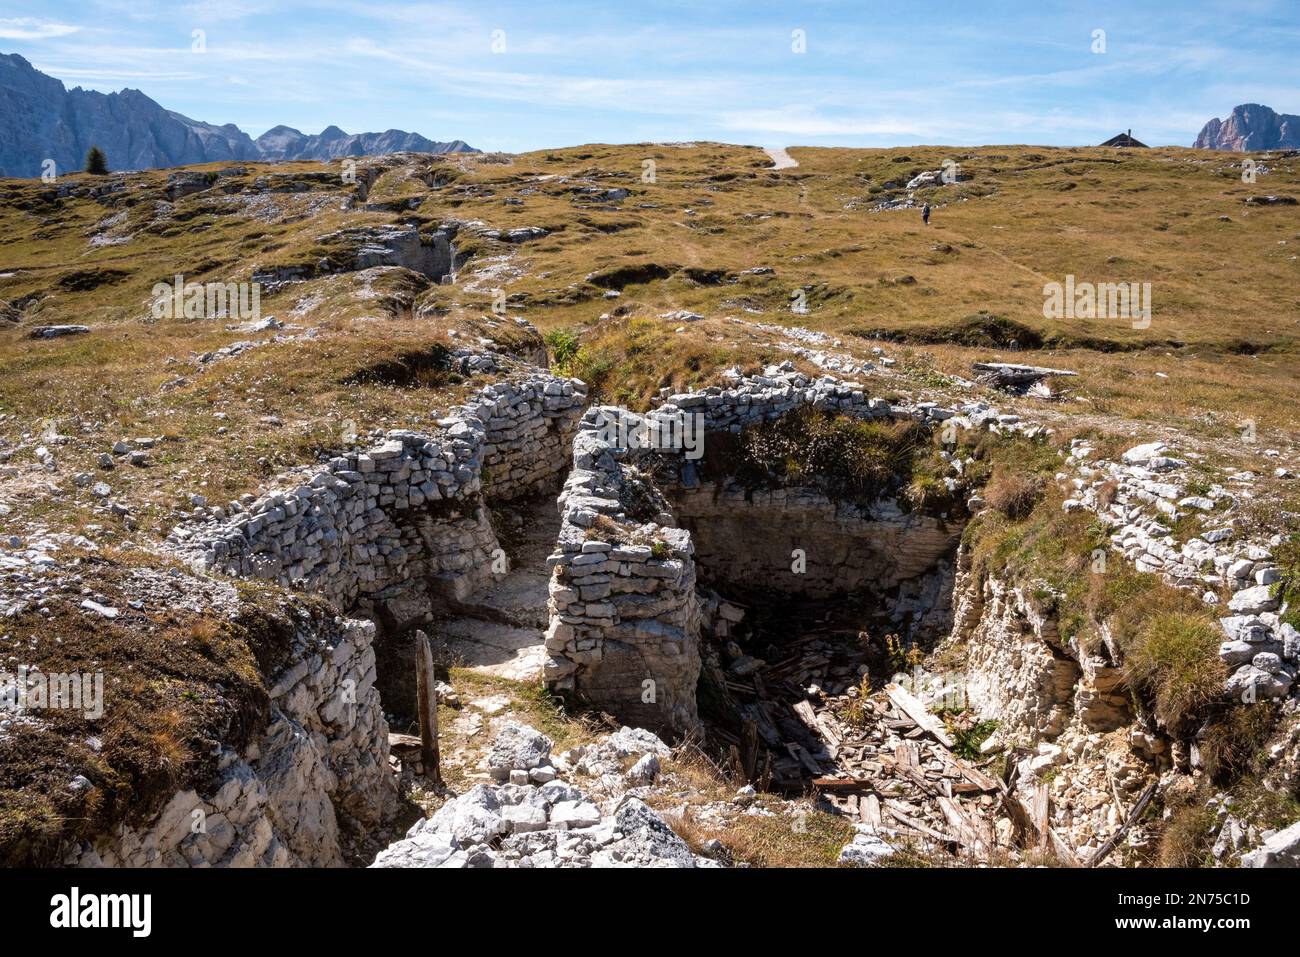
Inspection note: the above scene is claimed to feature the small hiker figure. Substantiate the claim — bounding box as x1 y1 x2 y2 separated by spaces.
921 203 931 226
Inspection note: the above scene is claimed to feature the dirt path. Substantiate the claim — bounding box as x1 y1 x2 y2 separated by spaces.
764 146 798 170
439 498 558 681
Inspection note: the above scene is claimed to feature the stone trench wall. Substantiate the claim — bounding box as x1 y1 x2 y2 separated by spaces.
67 607 396 867
544 417 703 735
933 431 1300 861
88 359 589 868
167 363 587 611
951 431 1300 751
544 365 975 735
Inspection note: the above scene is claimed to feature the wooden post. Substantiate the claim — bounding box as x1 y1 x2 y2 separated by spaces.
740 717 759 783
415 630 441 784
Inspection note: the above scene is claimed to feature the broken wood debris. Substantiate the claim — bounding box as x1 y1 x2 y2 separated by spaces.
973 361 1078 396
713 628 1018 862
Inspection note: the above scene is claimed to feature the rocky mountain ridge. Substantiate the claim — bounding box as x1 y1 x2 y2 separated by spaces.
0 53 474 178
1195 103 1300 152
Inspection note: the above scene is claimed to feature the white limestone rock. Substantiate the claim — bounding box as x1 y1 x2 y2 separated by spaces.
487 722 554 782
1241 820 1300 868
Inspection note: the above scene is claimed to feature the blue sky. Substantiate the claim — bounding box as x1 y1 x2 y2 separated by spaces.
2 0 1297 151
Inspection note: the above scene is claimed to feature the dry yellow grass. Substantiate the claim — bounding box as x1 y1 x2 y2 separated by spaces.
1 141 1296 538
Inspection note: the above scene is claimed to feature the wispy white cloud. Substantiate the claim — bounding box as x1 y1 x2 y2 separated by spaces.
40 66 206 82
183 1 268 22
0 17 81 40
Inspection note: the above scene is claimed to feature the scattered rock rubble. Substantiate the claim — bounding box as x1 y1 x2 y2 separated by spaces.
373 723 711 868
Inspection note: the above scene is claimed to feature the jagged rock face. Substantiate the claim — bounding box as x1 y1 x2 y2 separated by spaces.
65 613 396 867
951 569 1087 740
0 54 260 177
255 124 473 161
1195 104 1300 152
0 53 473 178
949 548 1133 741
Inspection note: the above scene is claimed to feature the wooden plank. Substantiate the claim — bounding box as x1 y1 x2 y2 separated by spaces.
1087 781 1158 868
885 683 954 747
954 761 1002 793
937 796 987 851
884 802 953 843
1032 782 1050 852
811 776 873 792
786 742 823 776
792 700 819 730
862 793 882 828
740 717 759 783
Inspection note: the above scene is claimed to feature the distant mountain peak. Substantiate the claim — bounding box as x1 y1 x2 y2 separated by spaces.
1195 104 1300 152
0 53 476 178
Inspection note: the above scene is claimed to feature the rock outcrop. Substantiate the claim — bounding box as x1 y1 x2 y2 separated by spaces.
1194 104 1300 152
66 607 396 867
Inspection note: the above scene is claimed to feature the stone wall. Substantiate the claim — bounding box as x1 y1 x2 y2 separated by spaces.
543 365 972 734
68 360 587 868
469 375 588 501
1060 438 1297 702
544 416 702 735
66 607 396 867
167 365 587 612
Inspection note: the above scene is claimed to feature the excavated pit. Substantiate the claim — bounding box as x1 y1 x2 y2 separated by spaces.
662 475 967 792
544 386 978 759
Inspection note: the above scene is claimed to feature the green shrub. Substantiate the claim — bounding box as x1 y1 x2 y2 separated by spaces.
544 328 581 372
707 407 932 505
571 347 615 393
951 719 999 760
1270 535 1300 630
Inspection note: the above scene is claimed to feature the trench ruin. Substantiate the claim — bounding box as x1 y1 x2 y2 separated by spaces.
91 339 1291 869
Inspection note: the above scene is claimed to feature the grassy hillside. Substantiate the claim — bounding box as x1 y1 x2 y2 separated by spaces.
1 142 1297 537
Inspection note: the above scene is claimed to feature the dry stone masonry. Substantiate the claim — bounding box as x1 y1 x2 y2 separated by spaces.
1061 438 1297 701
543 364 987 734
167 361 586 614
